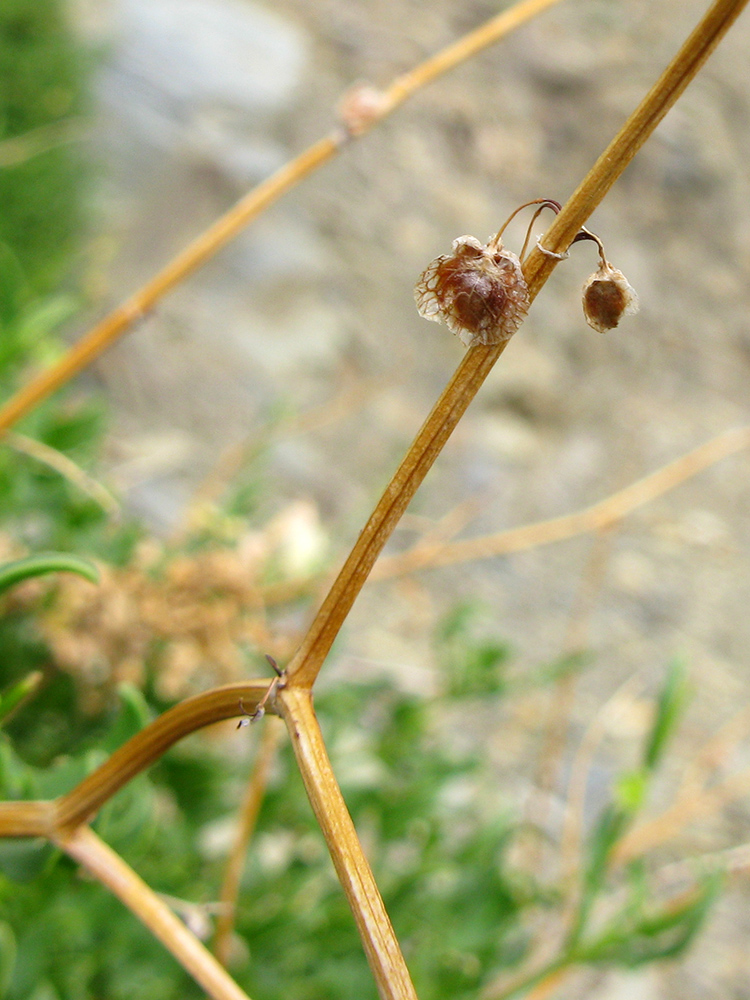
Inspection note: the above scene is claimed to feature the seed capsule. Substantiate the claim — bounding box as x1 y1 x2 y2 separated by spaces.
582 260 638 333
414 235 529 347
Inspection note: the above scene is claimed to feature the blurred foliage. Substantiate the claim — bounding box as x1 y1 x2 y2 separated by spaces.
0 673 529 1000
0 642 720 1000
0 0 140 769
0 0 90 295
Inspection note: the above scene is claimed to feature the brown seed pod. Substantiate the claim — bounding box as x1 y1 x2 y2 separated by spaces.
414 235 530 347
582 259 639 333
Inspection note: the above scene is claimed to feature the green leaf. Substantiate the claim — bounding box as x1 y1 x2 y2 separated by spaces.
614 769 649 815
0 670 43 725
644 660 690 771
585 806 629 893
579 874 722 966
0 552 98 595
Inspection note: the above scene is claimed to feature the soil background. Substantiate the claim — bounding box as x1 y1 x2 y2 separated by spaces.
70 0 750 996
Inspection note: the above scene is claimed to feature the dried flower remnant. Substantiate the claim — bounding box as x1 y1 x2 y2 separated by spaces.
414 234 529 347
582 258 639 333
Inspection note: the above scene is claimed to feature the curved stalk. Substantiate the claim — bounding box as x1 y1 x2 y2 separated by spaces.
0 681 270 837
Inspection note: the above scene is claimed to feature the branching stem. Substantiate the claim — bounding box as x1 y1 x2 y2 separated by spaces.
285 0 749 689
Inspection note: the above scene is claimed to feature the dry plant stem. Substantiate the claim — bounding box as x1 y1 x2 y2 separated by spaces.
537 530 613 780
0 136 338 434
561 672 649 882
0 0 566 436
286 344 506 688
175 373 370 542
483 956 570 1000
57 824 253 1000
288 0 749 688
214 716 284 967
522 967 571 1000
380 0 566 112
372 425 750 578
0 680 270 837
258 423 750 609
679 700 750 795
278 686 418 1000
523 0 749 277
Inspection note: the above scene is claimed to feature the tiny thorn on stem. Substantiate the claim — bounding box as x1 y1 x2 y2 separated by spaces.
265 654 283 676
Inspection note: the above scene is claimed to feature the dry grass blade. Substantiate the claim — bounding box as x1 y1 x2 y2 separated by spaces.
378 0 566 113
372 425 750 577
285 0 749 690
214 716 285 967
278 686 418 1000
57 824 254 1000
529 528 614 867
560 673 649 880
174 372 370 543
0 136 338 435
0 0 567 435
3 431 121 517
0 117 83 168
614 765 750 865
258 423 749 610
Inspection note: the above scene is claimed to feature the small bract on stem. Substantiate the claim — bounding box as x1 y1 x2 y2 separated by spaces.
237 656 285 727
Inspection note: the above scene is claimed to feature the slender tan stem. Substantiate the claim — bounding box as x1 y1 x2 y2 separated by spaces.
522 0 749 287
54 681 272 832
278 686 418 1000
214 716 284 966
286 347 504 687
0 136 339 434
0 681 270 837
530 529 614 864
379 0 566 112
0 0 566 435
0 800 56 839
57 825 253 1000
257 423 750 608
286 0 749 689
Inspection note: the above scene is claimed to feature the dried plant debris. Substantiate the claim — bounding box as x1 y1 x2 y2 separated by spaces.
3 502 325 711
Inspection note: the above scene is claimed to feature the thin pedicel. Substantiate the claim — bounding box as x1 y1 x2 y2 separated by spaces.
415 199 639 345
